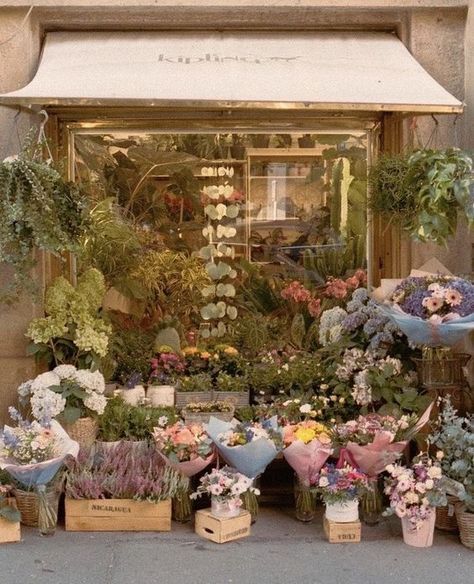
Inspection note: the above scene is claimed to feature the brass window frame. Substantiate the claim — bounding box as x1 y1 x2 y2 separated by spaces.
51 108 393 285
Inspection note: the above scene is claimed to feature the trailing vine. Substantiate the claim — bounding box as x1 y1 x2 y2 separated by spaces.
0 143 90 303
369 148 473 246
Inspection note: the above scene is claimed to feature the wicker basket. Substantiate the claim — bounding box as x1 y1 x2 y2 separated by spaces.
14 487 59 528
183 409 234 424
175 391 213 408
436 496 459 531
63 417 98 451
413 353 470 387
455 504 474 549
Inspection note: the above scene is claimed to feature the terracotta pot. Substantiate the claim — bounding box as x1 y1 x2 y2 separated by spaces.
401 511 435 547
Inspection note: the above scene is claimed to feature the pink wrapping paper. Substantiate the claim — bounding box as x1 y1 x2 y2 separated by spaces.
157 450 215 478
342 432 407 478
283 439 333 486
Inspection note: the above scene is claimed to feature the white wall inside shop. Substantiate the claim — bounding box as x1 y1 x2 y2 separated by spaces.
0 1 472 422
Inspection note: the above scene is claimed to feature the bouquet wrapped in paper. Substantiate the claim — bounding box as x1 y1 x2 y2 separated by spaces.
282 421 333 486
152 420 214 478
206 417 282 479
0 409 79 488
375 273 474 347
335 406 432 478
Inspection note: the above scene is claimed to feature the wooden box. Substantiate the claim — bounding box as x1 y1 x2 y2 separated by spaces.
0 499 21 544
323 516 361 543
65 498 171 532
195 509 251 544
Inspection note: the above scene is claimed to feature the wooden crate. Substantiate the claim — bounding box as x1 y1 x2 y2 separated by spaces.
323 516 361 543
65 498 171 532
0 499 21 544
195 509 251 544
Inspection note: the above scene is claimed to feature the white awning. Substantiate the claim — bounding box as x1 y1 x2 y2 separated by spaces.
0 31 463 113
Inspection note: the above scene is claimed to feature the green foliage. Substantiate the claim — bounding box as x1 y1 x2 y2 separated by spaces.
369 149 473 246
302 237 365 280
131 250 210 324
26 268 111 370
78 198 143 293
290 314 306 349
215 372 247 393
428 399 474 511
110 327 155 384
97 397 179 442
176 373 213 393
154 326 182 354
0 147 90 303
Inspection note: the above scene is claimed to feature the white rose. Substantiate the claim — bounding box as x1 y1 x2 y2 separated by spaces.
319 477 329 487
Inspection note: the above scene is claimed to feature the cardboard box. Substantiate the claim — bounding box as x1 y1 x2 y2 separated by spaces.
65 498 171 532
195 509 251 543
323 516 361 543
0 499 21 544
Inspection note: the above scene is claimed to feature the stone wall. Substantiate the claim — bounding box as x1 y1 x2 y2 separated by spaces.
0 1 471 422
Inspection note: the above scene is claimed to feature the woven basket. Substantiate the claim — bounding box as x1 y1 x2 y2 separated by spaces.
175 391 213 408
14 487 59 528
455 504 474 549
63 417 98 451
436 496 459 532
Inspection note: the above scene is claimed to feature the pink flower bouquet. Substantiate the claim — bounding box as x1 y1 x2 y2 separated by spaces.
336 406 432 478
153 420 214 478
282 421 333 486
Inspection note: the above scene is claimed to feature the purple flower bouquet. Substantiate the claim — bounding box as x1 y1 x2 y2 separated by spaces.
379 275 474 346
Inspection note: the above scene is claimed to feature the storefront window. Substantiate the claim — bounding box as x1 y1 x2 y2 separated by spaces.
73 131 367 281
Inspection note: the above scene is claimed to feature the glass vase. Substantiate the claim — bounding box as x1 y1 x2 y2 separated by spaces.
360 477 383 525
172 484 193 523
36 484 59 536
293 476 316 522
241 483 259 524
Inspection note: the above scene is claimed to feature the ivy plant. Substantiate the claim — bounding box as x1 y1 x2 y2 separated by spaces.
369 148 473 246
0 144 90 303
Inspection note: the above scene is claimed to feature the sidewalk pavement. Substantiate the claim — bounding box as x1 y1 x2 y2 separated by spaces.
1 505 473 584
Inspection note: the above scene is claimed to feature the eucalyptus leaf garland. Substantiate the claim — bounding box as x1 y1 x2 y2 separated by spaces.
0 146 90 303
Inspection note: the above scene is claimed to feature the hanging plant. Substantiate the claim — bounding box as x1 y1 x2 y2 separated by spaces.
369 148 473 246
0 140 90 303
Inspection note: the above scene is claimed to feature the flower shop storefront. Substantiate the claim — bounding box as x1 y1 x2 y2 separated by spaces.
1 28 474 550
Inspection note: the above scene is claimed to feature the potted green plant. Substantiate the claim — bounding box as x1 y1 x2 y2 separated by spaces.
26 268 112 372
214 372 249 407
230 134 246 160
96 396 131 451
175 373 213 408
369 148 473 246
428 399 474 546
119 372 145 406
0 143 90 304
